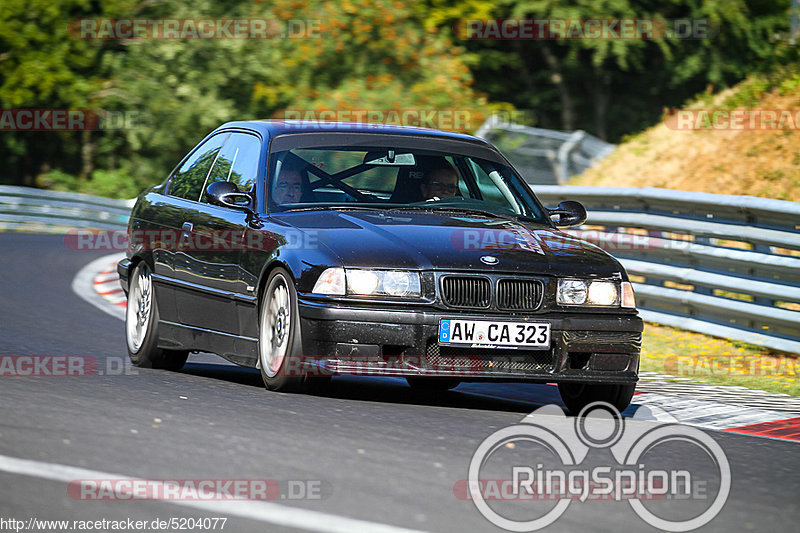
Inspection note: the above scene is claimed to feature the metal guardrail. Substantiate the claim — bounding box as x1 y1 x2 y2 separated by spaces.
2 184 798 353
0 185 132 232
534 185 800 354
475 116 616 185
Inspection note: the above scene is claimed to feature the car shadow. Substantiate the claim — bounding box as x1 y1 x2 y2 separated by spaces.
310 375 564 414
178 358 570 415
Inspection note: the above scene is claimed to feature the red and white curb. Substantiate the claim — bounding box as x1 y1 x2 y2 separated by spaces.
630 393 800 442
72 253 126 321
93 266 127 308
73 255 800 442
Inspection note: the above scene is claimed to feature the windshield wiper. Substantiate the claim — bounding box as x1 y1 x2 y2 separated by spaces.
388 205 521 222
283 204 534 224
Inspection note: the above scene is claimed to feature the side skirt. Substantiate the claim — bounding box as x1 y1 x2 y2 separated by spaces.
157 320 259 368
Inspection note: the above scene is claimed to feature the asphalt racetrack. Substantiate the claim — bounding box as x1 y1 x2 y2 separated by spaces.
1 233 798 532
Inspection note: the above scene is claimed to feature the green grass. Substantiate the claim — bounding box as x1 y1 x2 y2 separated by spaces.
640 323 800 397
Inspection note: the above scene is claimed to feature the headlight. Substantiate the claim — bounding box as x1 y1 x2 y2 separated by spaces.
588 281 618 306
347 269 421 298
382 271 415 296
347 270 379 295
313 267 346 295
558 279 619 306
557 279 588 305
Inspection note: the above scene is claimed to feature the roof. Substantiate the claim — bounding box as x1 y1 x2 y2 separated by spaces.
213 120 485 143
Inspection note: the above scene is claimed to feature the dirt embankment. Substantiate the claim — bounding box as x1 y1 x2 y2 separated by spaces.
572 81 800 201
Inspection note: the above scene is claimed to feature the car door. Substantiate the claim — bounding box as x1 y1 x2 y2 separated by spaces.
174 131 263 334
155 132 230 323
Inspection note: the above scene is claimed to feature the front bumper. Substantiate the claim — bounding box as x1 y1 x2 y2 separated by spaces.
296 298 642 384
117 257 132 295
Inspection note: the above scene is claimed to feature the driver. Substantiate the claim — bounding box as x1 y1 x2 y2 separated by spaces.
273 169 302 204
273 160 313 205
420 160 460 201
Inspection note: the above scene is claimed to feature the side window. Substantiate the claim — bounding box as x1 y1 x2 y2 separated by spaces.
201 133 261 203
467 159 521 214
444 156 468 197
168 133 229 201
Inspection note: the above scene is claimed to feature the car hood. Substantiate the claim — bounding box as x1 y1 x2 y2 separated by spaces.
275 210 624 278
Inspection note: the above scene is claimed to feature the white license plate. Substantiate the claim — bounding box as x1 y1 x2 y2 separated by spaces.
438 319 550 349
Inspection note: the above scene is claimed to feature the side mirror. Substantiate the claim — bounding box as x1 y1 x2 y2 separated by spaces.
206 181 253 211
206 181 262 227
548 200 587 227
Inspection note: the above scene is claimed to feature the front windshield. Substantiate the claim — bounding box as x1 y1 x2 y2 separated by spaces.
267 146 549 223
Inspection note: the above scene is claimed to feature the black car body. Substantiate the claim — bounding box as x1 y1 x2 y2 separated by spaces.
119 120 642 412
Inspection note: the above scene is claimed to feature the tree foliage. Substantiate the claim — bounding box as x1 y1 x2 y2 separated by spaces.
0 0 794 196
453 0 793 139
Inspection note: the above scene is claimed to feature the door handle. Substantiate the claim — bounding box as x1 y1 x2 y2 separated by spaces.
181 222 193 246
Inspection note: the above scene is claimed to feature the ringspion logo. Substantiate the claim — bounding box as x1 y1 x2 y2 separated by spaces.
461 403 730 531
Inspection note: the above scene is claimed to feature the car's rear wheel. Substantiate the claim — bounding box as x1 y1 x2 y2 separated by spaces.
126 262 188 370
406 377 461 391
558 382 636 415
258 268 304 391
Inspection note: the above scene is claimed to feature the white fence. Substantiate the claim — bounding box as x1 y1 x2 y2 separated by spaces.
2 184 798 353
534 186 800 353
0 186 132 232
476 115 615 185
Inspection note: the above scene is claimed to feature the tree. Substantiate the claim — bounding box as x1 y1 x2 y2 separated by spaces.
447 0 792 140
0 0 490 194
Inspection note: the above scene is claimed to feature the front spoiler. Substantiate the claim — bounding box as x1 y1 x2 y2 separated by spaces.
294 298 642 383
299 357 639 384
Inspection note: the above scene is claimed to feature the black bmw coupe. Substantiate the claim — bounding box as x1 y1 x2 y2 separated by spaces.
118 120 642 412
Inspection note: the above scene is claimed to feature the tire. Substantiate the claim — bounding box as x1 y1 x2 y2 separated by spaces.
406 377 461 391
125 262 188 371
558 382 636 415
258 268 304 391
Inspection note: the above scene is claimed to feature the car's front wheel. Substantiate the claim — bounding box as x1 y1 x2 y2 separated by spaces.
125 262 188 370
258 268 304 391
558 382 636 415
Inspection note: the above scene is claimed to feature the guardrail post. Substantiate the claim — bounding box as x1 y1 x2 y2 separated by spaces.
556 130 586 185
689 235 714 296
751 243 779 308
